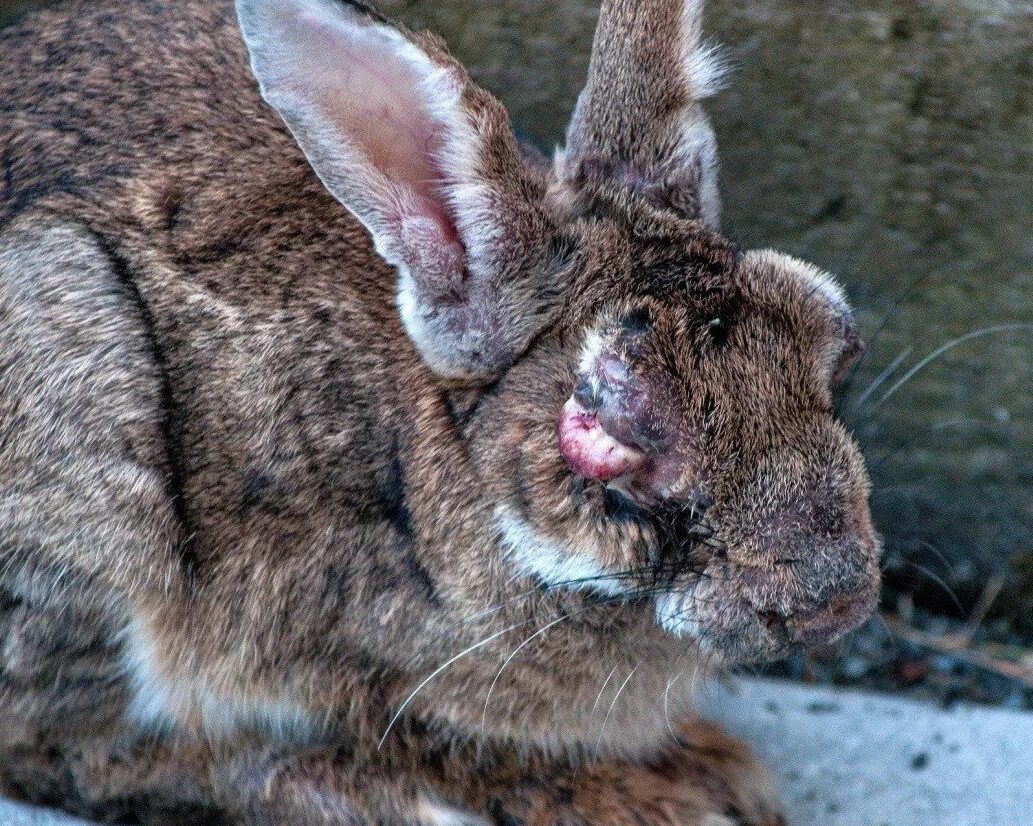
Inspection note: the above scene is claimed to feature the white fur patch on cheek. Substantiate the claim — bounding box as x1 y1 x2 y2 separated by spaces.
576 326 609 404
655 588 702 639
415 798 490 826
494 506 627 596
577 327 605 378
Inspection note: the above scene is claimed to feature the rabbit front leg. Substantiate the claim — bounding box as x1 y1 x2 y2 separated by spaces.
207 719 783 826
482 720 784 826
212 750 489 826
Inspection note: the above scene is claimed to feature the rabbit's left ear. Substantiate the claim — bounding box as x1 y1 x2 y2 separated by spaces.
237 0 558 381
558 0 725 227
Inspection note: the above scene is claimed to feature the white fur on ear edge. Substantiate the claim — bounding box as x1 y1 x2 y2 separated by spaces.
744 249 850 309
680 0 730 99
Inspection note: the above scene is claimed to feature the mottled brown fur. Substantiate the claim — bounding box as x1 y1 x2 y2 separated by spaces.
1 0 876 822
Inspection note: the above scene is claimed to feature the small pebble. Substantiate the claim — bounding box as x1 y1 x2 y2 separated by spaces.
842 656 868 679
897 658 928 684
1003 693 1025 710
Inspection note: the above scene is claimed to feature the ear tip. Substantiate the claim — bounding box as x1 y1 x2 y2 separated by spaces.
686 41 732 99
337 0 391 21
236 0 389 27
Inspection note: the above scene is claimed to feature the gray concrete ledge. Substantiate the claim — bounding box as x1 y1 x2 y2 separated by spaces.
697 677 1033 826
0 800 95 826
4 677 1032 824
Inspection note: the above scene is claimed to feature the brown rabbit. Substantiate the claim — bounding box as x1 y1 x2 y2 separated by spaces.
0 0 879 822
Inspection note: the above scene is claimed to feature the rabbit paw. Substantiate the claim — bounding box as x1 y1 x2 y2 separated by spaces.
215 750 489 826
487 720 784 826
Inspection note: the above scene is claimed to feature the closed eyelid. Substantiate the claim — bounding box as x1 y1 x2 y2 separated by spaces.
618 306 654 334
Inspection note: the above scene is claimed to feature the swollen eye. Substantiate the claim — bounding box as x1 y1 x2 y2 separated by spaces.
830 315 865 386
620 306 653 334
706 316 729 347
617 307 653 359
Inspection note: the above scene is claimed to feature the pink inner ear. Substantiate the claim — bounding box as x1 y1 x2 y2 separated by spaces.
276 1 462 245
397 213 467 297
326 46 446 211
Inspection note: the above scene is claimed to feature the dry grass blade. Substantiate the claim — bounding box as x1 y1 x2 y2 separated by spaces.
882 613 1033 690
954 573 1006 648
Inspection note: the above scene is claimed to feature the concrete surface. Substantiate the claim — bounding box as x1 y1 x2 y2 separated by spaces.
697 677 1033 826
2 677 1032 824
0 800 95 826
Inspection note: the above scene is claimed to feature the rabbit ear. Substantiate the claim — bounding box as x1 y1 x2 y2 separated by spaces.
558 0 724 226
237 0 557 380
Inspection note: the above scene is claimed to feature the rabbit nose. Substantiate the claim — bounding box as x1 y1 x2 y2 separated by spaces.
788 589 875 646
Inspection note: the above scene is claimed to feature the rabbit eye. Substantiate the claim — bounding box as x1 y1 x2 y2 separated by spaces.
706 316 729 347
620 307 653 334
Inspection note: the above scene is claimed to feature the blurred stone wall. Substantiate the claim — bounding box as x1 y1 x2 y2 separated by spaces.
3 0 1031 623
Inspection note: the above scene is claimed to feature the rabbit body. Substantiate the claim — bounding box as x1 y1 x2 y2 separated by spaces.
0 0 878 823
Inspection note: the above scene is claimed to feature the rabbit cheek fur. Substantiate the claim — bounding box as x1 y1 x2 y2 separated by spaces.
0 0 877 821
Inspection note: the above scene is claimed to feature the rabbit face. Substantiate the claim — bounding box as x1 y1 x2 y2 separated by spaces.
238 0 880 666
473 211 879 665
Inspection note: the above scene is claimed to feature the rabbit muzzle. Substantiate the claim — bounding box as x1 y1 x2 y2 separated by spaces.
655 435 881 662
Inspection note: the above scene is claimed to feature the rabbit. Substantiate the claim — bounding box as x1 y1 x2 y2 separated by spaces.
0 0 881 822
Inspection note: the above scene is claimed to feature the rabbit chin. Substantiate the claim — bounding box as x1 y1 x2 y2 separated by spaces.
493 506 789 668
495 505 712 643
494 504 631 596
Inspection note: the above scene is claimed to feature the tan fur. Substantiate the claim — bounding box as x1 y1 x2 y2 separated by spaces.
1 0 874 822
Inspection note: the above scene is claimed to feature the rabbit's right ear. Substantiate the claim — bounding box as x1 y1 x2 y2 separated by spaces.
558 0 725 226
236 0 557 381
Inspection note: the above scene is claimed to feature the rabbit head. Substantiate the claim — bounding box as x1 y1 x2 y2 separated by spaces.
238 0 880 665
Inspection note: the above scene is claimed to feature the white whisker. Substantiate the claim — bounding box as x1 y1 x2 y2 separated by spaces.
591 663 620 716
664 669 687 737
480 613 572 732
378 619 528 749
854 347 912 407
595 660 642 756
873 323 1030 409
